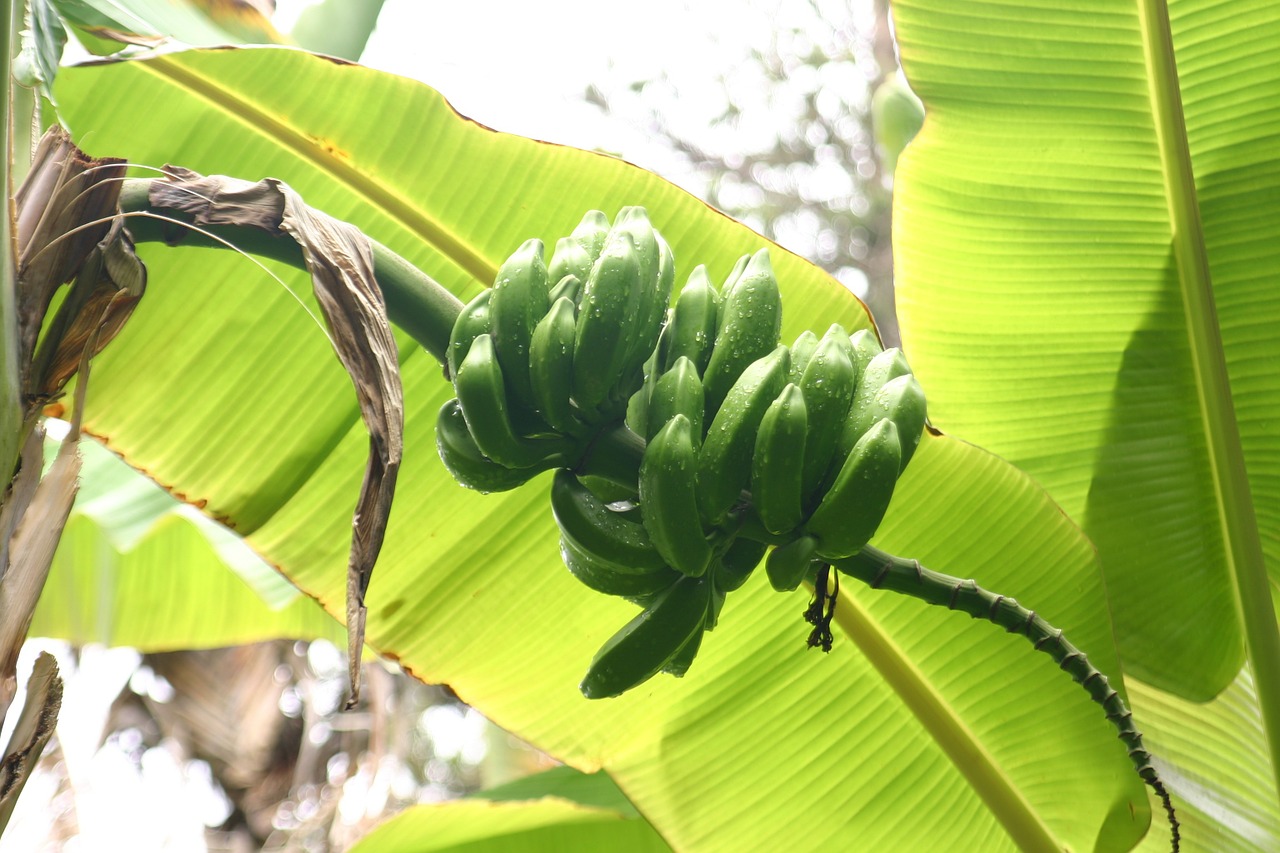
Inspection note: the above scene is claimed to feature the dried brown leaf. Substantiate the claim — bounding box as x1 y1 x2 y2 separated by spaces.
0 652 64 833
15 127 127 381
0 430 80 717
148 169 404 707
31 216 146 400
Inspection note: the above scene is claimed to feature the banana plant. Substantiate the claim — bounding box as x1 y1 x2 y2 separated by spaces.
2 1 1274 851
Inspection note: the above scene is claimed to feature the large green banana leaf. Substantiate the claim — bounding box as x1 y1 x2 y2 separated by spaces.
29 435 342 648
347 799 670 853
53 47 1167 850
891 0 1280 828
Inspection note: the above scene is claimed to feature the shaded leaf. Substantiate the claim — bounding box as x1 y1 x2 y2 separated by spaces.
288 0 387 62
13 0 68 101
49 0 281 49
348 799 671 853
891 0 1280 702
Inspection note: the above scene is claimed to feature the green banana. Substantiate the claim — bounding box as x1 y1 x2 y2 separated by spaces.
573 232 643 415
455 334 567 469
703 249 784 414
839 347 913 458
435 399 544 493
714 536 767 592
551 470 667 573
786 329 819 385
625 343 661 437
659 265 720 375
865 374 927 471
529 296 580 434
848 329 884 378
765 534 818 592
489 238 550 410
751 383 808 537
570 210 611 263
446 289 493 379
641 414 713 577
580 574 712 699
697 345 790 525
662 627 705 677
581 571 711 696
798 326 858 500
805 418 902 560
720 253 751 298
548 237 593 292
705 581 727 630
613 207 666 375
646 356 705 443
548 273 583 306
560 535 681 601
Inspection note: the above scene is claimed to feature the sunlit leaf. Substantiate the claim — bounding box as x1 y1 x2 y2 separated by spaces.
53 47 1161 850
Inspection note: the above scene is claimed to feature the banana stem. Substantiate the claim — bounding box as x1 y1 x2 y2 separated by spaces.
833 546 1179 851
116 179 464 366
573 421 644 490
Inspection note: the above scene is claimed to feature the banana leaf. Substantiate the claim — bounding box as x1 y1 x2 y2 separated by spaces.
51 45 1179 850
29 435 342 649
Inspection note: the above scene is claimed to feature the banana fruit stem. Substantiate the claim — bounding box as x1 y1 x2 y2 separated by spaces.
116 179 464 366
573 421 645 490
835 545 1180 851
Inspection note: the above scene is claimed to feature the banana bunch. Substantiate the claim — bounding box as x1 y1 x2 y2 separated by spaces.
437 208 674 493
562 247 926 699
433 217 1178 846
434 209 926 700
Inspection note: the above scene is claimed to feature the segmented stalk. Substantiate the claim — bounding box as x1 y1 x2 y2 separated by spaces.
832 545 1180 852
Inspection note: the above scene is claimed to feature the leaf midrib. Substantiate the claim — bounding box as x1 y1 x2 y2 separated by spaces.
831 584 1062 852
1136 0 1280 793
140 49 497 288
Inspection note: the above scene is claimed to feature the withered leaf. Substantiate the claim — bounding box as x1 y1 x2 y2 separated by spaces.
147 169 404 708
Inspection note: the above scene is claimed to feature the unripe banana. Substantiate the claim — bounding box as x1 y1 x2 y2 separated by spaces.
720 253 751 299
455 334 567 470
573 232 643 415
697 345 790 525
489 238 550 411
714 536 767 592
646 357 705 443
786 330 820 385
641 414 713 577
580 574 712 699
805 418 902 560
838 347 913 458
659 266 720 375
751 383 808 536
551 470 667 573
798 326 858 500
865 373 927 471
447 289 493 379
662 627 705 677
435 399 543 493
849 329 884 378
705 581 727 630
548 238 593 293
613 208 667 375
703 249 784 414
529 297 580 435
570 209 611 264
560 535 681 601
765 534 818 592
549 273 583 306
